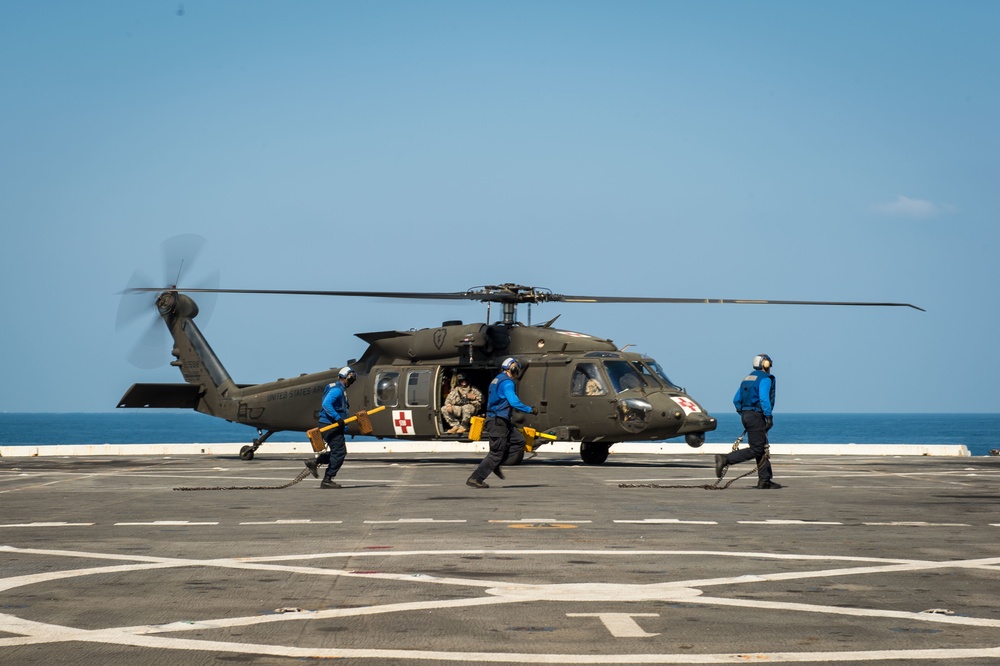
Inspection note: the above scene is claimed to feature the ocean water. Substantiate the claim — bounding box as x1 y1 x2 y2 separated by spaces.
1 412 998 456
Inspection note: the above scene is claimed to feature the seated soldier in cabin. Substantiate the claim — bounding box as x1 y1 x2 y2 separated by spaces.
441 373 483 434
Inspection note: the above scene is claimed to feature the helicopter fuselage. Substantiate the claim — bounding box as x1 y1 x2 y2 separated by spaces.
117 293 717 463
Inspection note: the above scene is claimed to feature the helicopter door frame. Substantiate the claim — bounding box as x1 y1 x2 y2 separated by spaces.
435 366 492 436
372 367 437 438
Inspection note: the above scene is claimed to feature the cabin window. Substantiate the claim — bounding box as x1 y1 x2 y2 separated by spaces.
571 363 607 396
405 370 432 407
375 371 400 407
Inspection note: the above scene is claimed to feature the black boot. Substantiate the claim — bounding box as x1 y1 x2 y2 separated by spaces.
466 476 489 488
714 454 728 479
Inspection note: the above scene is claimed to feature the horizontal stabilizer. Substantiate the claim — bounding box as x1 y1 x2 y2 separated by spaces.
117 383 203 409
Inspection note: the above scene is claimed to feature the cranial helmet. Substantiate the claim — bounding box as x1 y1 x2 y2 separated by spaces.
339 366 357 386
454 372 467 383
501 357 522 377
752 354 773 372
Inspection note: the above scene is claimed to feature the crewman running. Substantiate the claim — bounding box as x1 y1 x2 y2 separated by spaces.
305 366 357 489
466 357 535 488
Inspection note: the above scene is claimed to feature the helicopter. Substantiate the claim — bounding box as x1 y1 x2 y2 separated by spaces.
117 267 924 465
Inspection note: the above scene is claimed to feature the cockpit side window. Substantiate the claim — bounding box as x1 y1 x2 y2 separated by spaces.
603 360 647 393
571 363 607 397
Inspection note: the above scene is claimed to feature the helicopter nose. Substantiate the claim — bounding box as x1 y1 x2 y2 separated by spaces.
616 398 653 434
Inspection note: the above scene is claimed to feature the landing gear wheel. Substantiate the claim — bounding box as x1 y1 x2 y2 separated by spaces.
239 445 255 461
580 442 610 465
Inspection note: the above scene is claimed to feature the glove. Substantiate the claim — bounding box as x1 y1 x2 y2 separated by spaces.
764 416 773 431
335 418 346 429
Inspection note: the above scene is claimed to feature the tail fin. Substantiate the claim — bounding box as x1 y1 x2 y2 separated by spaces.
120 291 240 418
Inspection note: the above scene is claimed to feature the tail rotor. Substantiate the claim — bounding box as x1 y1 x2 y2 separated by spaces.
116 234 219 369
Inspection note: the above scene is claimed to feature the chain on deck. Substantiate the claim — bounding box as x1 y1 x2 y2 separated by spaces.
174 467 312 491
618 434 766 490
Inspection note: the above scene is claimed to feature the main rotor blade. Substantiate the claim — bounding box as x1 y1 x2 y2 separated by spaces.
123 287 482 300
549 294 927 311
121 286 924 311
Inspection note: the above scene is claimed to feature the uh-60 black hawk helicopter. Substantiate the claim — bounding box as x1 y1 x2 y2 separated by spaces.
117 264 923 465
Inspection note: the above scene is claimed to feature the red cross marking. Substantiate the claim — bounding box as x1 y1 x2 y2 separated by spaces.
393 411 414 434
672 397 701 413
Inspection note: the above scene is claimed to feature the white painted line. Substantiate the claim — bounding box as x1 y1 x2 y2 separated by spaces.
114 521 219 526
566 612 660 638
864 522 971 527
614 519 717 525
6 545 1000 663
739 520 843 525
0 522 95 528
488 519 593 524
240 520 343 525
363 519 466 524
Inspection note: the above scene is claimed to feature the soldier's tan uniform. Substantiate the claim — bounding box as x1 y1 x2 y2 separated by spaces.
442 384 483 433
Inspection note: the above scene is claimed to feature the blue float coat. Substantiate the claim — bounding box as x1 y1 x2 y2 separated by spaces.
486 372 532 418
733 370 775 417
319 380 350 425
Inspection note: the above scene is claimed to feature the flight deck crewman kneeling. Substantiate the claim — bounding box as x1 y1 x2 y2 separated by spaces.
305 366 357 489
466 357 535 489
715 354 782 489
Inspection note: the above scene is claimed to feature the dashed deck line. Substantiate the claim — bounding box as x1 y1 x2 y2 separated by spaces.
2 518 996 529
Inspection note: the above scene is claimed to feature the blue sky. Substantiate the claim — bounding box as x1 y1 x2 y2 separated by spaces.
1 1 997 414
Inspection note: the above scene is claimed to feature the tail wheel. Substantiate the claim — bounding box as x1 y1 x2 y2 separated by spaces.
239 446 255 461
580 442 611 465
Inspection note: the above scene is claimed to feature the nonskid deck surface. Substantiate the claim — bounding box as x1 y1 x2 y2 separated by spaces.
1 451 999 665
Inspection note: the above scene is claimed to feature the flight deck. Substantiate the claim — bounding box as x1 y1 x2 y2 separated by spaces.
1 448 999 664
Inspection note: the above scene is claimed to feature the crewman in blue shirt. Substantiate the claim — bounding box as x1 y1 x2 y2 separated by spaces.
305 366 357 489
467 357 535 488
715 354 782 489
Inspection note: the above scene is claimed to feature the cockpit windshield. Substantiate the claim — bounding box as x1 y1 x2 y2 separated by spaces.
646 360 681 390
603 360 648 393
